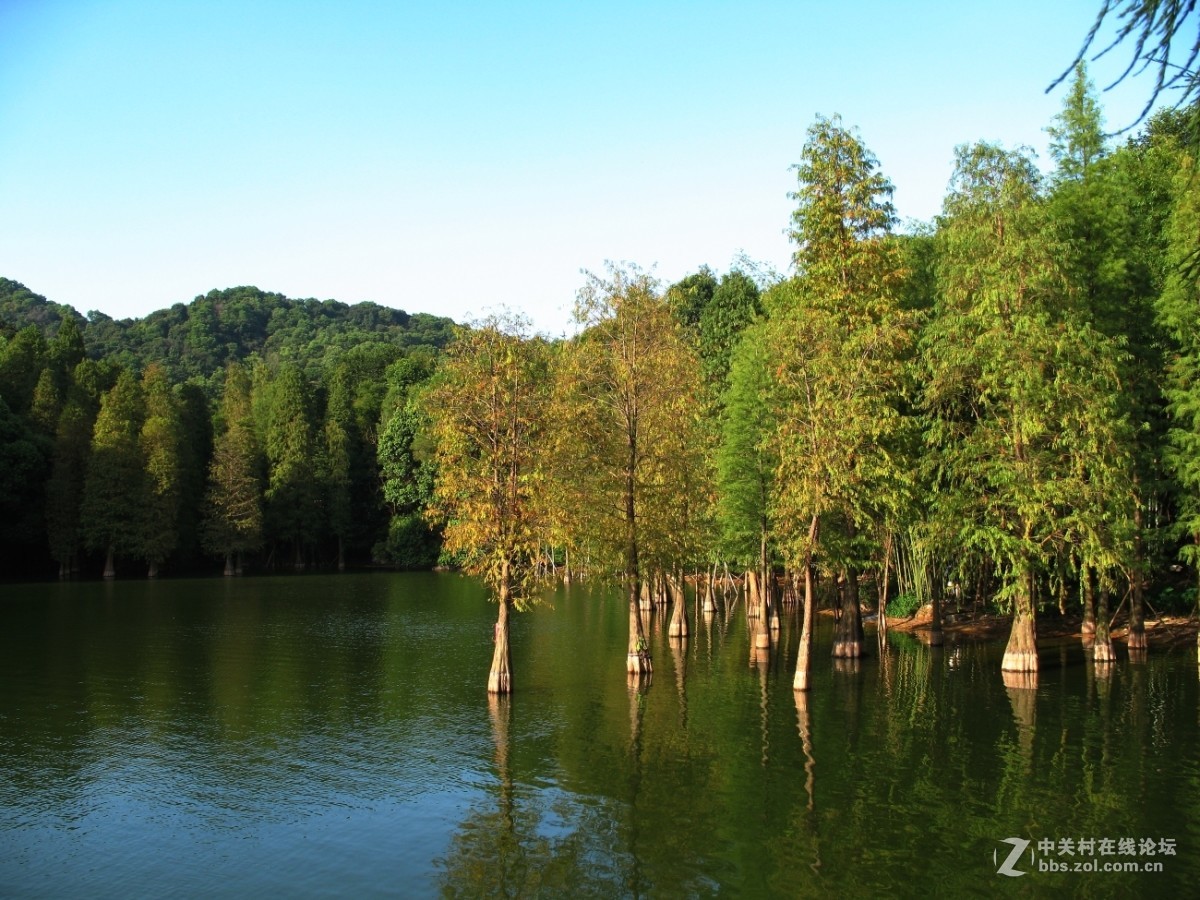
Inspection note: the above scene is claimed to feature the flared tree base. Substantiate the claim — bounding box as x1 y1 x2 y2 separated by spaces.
1127 628 1148 651
626 651 653 675
1001 610 1038 672
487 669 512 694
1093 637 1115 662
831 639 863 658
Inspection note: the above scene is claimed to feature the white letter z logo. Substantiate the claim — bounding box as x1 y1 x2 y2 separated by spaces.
994 838 1030 877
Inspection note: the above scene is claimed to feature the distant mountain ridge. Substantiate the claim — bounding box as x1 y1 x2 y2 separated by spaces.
0 278 457 381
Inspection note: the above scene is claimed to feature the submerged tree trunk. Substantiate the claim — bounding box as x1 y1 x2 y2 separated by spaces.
627 596 652 674
625 427 651 674
102 546 115 579
877 532 892 637
669 575 688 638
794 515 819 692
488 574 513 694
1093 583 1114 662
703 567 717 613
1001 565 1038 672
832 565 864 658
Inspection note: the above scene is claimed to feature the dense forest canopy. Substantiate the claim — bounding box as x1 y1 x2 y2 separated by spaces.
0 279 454 578
0 280 455 387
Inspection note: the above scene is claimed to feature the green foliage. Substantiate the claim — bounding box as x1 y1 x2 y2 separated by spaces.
372 512 441 569
425 316 554 607
1047 63 1107 183
0 326 48 415
262 362 322 560
560 264 711 581
202 363 264 562
80 369 146 564
0 395 51 566
769 116 915 574
922 142 1133 604
139 365 186 570
885 591 921 619
716 323 776 567
45 389 96 573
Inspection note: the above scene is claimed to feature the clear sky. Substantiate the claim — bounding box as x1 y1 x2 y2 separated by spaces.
0 1 1174 335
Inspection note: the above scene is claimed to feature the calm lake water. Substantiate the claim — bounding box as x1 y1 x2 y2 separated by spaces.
1 572 1197 897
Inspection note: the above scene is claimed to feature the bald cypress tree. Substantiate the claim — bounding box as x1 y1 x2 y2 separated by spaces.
263 363 321 569
80 369 145 577
923 142 1133 674
202 363 264 575
769 115 915 686
425 316 554 693
139 364 185 577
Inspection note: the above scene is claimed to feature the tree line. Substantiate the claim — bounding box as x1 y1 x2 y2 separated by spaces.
0 285 451 579
425 69 1200 691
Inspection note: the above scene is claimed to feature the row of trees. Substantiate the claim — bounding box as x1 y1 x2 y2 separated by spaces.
426 69 1200 692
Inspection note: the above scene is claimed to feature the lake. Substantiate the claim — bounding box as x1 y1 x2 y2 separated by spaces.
1 572 1197 897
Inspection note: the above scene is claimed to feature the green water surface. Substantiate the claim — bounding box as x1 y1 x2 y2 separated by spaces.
0 573 1196 897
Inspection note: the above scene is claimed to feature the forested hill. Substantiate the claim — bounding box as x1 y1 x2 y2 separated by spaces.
0 278 456 383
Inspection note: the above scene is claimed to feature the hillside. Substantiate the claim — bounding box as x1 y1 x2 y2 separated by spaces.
0 278 456 383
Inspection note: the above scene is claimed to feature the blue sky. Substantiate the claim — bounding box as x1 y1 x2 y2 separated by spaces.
0 1 1174 335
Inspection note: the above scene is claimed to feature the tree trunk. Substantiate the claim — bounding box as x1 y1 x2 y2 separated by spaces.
224 552 235 577
794 515 819 692
1094 583 1114 662
1128 577 1147 652
1081 567 1096 636
746 570 761 618
1001 566 1038 672
1127 493 1148 652
669 576 688 638
703 567 717 613
147 560 158 579
929 566 944 647
337 536 345 573
488 575 513 694
102 546 115 579
877 533 892 637
627 596 652 674
832 565 864 658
